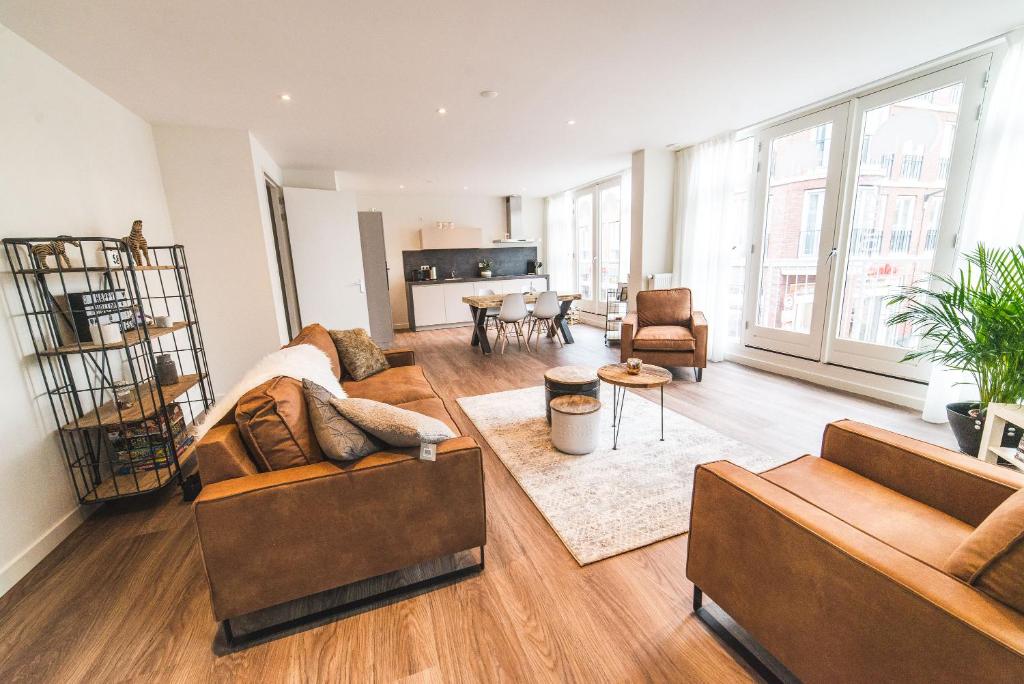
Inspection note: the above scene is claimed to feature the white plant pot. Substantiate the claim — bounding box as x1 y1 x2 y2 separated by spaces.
480 270 492 278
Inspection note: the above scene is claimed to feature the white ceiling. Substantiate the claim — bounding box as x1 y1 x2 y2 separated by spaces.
2 1 1022 197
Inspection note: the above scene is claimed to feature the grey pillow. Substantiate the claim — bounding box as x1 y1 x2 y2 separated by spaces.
329 397 455 447
302 379 378 462
330 328 389 381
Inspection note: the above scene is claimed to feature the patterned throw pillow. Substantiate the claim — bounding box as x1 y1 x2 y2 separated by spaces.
330 397 455 447
330 328 389 381
302 379 378 462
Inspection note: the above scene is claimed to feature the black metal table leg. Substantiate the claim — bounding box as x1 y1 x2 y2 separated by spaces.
470 306 492 354
612 385 626 450
661 385 665 441
554 300 575 344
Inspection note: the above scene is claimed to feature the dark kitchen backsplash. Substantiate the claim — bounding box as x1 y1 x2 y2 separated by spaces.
402 246 538 280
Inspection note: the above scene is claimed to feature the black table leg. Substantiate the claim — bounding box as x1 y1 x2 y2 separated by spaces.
660 385 665 441
470 306 492 354
554 301 575 344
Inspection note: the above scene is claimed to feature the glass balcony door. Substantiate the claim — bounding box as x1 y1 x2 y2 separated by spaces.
574 177 628 312
742 103 850 359
825 55 990 380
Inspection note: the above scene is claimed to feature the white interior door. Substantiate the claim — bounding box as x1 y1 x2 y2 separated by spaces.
284 187 371 331
824 55 990 380
743 103 850 359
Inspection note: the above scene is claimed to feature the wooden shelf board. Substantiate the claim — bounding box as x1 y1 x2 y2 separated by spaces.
82 441 196 502
61 373 204 430
15 264 178 275
41 322 191 356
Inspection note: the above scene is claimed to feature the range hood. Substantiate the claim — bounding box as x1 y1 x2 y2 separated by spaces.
494 195 537 243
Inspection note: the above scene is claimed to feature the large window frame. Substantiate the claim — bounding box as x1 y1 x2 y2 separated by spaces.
739 53 991 380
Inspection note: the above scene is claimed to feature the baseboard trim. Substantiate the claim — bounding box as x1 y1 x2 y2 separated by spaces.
725 348 926 410
0 503 94 598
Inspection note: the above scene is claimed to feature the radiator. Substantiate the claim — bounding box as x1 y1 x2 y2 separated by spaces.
647 273 672 289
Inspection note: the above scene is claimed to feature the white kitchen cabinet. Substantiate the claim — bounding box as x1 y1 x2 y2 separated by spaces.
531 277 549 293
442 282 476 324
411 285 446 327
501 279 530 294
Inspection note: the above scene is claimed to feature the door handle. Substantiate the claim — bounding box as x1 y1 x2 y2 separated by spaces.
825 247 837 264
353 279 365 293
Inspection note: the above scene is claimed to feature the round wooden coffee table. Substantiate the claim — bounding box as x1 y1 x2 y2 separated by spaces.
597 363 672 449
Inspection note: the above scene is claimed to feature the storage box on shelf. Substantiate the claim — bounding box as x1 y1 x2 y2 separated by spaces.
2 236 214 502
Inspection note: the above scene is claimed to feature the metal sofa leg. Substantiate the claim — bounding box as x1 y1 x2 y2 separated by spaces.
691 586 783 683
693 586 703 611
695 367 703 382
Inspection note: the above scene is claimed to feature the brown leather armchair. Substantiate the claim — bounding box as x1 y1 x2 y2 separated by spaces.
621 288 707 381
687 420 1024 682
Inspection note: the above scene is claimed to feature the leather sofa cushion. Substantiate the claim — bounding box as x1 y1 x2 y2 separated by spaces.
637 288 691 327
762 455 973 569
944 488 1024 612
236 377 324 471
633 325 696 351
285 323 342 379
343 365 438 405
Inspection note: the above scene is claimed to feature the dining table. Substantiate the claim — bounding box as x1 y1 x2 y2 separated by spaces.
462 292 582 354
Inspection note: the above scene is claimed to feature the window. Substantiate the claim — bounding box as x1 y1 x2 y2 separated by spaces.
799 190 824 257
889 196 916 253
573 175 630 311
743 53 989 379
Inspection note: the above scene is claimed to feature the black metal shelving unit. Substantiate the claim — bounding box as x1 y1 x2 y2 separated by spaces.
3 236 214 503
604 287 627 346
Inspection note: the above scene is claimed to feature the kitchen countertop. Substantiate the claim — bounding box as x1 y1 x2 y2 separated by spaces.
407 273 547 286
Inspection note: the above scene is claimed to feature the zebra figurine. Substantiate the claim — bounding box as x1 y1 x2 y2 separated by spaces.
31 236 81 271
122 219 151 267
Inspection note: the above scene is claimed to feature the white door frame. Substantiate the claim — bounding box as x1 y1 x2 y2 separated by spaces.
573 176 623 313
823 54 991 380
742 103 850 360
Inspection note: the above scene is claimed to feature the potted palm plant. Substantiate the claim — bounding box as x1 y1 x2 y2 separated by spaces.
886 244 1024 455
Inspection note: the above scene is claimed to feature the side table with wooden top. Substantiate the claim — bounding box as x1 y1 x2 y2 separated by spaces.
597 363 672 449
544 365 600 424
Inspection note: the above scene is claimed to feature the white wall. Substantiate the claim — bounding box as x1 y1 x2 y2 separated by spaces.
352 193 544 328
0 25 176 595
153 126 288 396
628 148 676 309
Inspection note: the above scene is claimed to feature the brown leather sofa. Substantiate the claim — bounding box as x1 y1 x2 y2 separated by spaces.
192 324 486 643
687 420 1024 683
621 288 707 381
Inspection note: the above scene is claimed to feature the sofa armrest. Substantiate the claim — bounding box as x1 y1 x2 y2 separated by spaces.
821 420 1024 526
384 348 416 367
193 442 486 621
620 312 638 362
690 310 708 368
196 424 257 485
687 461 1024 683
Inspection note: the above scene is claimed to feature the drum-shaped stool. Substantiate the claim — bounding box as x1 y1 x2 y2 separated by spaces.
544 365 599 425
550 395 601 455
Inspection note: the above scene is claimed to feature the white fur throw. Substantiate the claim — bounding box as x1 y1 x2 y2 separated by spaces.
196 344 346 439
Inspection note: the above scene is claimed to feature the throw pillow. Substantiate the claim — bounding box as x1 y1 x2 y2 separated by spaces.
236 376 323 471
302 379 378 462
944 487 1024 612
330 397 455 448
330 328 389 381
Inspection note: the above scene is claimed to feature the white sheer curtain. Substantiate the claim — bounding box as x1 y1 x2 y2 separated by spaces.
545 191 574 292
921 29 1024 422
671 133 749 362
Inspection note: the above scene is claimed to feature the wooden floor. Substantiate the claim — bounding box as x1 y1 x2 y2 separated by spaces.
0 324 953 683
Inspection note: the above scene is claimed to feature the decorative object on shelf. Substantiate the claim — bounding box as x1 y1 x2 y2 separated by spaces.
31 236 80 271
122 219 151 267
153 314 173 328
156 354 180 386
2 235 213 503
617 283 628 302
626 357 643 375
478 258 493 278
887 243 1024 455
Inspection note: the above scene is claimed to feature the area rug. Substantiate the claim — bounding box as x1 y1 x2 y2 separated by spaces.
457 385 788 565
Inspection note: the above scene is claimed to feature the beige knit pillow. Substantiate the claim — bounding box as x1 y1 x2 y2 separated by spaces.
329 397 455 447
330 328 388 381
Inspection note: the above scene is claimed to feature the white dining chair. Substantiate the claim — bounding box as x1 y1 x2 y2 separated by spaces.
527 291 562 348
495 293 530 353
476 287 500 331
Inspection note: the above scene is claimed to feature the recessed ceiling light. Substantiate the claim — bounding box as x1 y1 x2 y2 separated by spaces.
280 93 292 102
479 90 499 99
566 119 576 126
437 107 447 115
399 184 405 190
